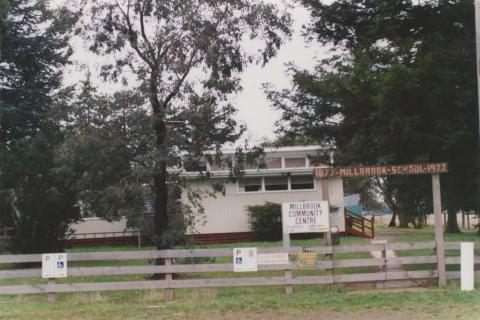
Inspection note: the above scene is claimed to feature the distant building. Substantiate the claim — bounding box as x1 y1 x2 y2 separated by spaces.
180 145 345 242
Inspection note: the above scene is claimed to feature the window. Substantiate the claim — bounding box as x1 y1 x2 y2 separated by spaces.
241 161 257 170
264 157 282 169
237 175 316 193
210 160 228 171
285 157 306 168
308 154 330 167
290 175 315 190
184 158 207 172
238 177 262 192
264 176 288 191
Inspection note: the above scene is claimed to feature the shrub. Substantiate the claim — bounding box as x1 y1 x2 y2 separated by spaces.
247 202 282 241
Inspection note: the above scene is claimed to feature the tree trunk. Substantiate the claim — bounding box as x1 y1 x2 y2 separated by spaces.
445 208 461 233
148 72 171 280
388 211 397 227
149 71 170 251
153 165 168 250
397 210 409 228
412 216 423 229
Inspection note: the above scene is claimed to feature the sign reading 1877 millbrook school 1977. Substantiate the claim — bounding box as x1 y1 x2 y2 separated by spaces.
314 162 448 178
282 201 329 234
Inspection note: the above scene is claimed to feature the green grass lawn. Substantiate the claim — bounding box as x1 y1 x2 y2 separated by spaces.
0 284 479 319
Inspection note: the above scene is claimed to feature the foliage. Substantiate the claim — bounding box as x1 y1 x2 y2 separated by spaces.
267 0 479 231
55 78 149 220
76 0 292 249
247 202 282 241
343 177 383 213
0 0 79 253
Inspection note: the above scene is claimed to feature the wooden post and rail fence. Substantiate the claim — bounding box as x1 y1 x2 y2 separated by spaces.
0 162 460 298
0 241 477 299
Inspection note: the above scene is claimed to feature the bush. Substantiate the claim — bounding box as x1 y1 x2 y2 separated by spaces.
247 202 282 241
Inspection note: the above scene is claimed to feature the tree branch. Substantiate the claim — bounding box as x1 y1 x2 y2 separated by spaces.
162 48 199 108
139 0 157 64
115 0 154 69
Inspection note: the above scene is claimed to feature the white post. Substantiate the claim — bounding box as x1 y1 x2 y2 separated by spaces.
461 242 475 291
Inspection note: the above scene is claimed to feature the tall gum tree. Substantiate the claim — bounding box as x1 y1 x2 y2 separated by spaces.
78 0 292 249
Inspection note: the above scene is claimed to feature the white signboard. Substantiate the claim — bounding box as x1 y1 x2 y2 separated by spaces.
42 253 67 278
233 248 257 272
282 201 329 234
257 253 289 265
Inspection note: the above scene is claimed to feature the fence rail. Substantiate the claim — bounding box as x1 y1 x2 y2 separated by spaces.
69 231 140 240
0 241 476 297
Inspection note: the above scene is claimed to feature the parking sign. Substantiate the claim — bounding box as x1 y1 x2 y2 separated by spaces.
42 253 67 278
233 248 257 272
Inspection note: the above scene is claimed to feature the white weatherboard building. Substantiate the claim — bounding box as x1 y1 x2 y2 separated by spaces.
181 146 345 242
68 145 346 244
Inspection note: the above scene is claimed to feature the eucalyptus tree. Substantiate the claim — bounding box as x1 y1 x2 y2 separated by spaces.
79 0 292 248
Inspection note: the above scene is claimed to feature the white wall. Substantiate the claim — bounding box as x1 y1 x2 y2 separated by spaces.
70 217 134 235
183 177 345 234
69 176 346 237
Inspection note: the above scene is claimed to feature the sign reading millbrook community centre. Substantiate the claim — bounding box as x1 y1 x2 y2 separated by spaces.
282 201 329 234
314 162 448 178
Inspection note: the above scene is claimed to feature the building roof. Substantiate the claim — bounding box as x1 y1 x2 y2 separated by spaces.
180 166 325 179
178 145 331 179
205 145 325 155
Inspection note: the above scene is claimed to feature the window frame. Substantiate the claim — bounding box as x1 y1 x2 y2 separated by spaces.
284 157 308 168
237 177 263 193
237 175 316 193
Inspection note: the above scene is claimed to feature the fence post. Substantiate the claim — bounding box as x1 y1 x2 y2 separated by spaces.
432 173 446 288
283 232 293 295
382 242 387 286
322 178 332 246
331 245 336 284
47 278 56 303
371 216 375 239
137 230 141 248
164 258 174 301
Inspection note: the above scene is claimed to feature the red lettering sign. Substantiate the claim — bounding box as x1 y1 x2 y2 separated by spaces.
314 163 448 178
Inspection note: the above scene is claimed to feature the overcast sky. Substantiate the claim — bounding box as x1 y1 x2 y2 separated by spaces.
61 1 327 144
231 4 325 142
